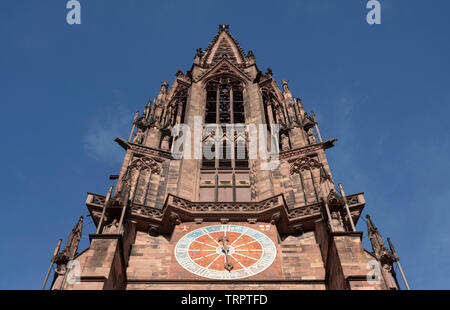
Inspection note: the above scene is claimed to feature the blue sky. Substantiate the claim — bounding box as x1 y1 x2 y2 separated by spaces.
0 0 449 289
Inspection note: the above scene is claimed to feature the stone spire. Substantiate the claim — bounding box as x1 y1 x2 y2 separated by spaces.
281 80 292 98
60 216 83 260
366 215 398 289
366 214 387 256
52 215 84 286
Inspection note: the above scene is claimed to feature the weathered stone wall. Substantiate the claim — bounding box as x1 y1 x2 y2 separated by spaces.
126 232 171 281
280 232 325 281
125 223 327 290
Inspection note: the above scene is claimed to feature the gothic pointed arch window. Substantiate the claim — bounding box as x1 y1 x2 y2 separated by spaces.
200 75 250 202
202 75 248 170
121 156 162 207
289 156 323 206
204 77 245 124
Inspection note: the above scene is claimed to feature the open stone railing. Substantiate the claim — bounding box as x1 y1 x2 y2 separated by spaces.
86 192 364 222
287 192 365 220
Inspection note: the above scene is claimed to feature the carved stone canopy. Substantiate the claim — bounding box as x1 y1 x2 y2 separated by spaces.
327 189 344 206
289 156 322 175
302 115 315 130
126 157 162 175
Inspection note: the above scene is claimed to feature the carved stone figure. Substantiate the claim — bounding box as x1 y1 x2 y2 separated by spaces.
282 80 289 92
133 129 144 144
307 127 316 144
270 212 281 225
160 135 170 150
281 133 290 151
275 109 282 124
168 105 176 126
330 211 345 232
169 212 181 225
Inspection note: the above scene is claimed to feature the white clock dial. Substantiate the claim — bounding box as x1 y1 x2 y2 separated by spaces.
174 225 277 280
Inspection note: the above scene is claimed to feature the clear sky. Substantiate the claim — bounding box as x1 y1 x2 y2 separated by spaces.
0 0 449 290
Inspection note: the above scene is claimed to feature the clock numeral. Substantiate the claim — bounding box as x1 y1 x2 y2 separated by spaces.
220 225 231 232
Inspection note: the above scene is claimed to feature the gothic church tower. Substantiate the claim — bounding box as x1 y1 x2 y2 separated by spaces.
48 25 403 290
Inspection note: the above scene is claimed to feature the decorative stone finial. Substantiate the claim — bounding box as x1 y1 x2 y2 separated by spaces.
282 80 289 92
219 24 229 31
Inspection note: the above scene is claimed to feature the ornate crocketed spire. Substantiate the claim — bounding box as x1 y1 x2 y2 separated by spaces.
366 215 398 289
327 189 344 206
366 214 389 257
202 25 246 67
54 216 84 265
282 80 290 92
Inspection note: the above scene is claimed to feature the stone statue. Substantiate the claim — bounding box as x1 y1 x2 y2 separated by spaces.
133 129 144 144
330 211 345 232
275 109 282 124
161 135 170 150
282 80 289 92
170 106 176 125
307 128 316 144
281 133 290 151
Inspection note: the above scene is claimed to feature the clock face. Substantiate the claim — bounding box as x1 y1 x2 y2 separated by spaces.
174 225 277 279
